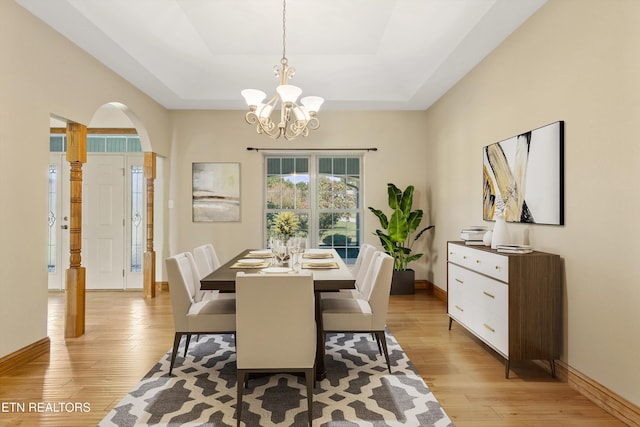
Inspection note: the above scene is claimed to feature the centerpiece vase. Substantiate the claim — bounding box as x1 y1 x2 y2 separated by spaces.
491 212 510 249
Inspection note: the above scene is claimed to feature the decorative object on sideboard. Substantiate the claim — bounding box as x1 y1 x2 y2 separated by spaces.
496 244 533 254
368 183 434 295
491 210 510 249
482 230 493 246
240 0 324 140
460 226 488 246
490 196 510 249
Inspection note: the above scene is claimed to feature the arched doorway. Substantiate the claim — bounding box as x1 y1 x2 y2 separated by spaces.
47 103 156 291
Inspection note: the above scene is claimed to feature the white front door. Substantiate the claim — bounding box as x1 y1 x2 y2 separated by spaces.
83 155 125 290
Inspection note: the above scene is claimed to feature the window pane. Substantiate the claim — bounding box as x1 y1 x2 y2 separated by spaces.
106 137 127 152
130 166 143 272
127 137 142 152
266 158 309 210
47 164 57 273
87 136 106 152
50 136 64 152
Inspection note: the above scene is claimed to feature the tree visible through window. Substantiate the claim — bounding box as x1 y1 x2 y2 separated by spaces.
265 155 362 264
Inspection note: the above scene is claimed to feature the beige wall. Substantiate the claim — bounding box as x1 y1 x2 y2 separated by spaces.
425 0 640 406
167 110 433 277
0 2 170 358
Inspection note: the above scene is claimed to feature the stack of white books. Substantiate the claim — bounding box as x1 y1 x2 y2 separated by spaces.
460 226 488 245
496 244 533 254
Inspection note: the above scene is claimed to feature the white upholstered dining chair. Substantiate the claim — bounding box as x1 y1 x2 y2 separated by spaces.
165 252 236 375
351 243 375 277
192 243 224 302
235 272 316 426
321 243 377 300
194 243 221 274
321 251 394 372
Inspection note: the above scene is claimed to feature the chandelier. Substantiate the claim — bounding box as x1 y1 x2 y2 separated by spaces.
241 0 324 141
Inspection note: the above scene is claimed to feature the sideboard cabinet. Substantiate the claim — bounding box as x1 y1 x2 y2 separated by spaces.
447 241 561 378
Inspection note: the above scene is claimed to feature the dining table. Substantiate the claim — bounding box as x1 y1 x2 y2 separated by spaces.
200 248 356 381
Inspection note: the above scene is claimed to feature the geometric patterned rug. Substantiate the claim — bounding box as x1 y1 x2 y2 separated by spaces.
99 330 454 426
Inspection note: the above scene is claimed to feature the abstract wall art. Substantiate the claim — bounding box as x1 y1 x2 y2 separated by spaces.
192 162 240 222
483 121 564 225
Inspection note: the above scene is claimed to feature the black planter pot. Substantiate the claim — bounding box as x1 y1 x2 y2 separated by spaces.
390 269 415 295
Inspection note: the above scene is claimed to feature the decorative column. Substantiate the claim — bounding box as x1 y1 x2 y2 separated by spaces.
143 152 157 299
65 122 87 338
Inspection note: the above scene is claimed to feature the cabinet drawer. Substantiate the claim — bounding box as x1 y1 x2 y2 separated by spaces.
447 264 474 325
447 243 508 282
476 273 508 321
478 312 508 356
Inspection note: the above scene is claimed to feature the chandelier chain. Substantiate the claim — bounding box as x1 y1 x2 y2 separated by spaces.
281 0 287 63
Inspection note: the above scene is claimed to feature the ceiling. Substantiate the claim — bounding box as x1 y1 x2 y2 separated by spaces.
17 0 546 111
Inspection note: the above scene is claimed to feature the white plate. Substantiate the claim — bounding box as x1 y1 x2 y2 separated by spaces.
249 250 272 256
261 267 292 274
303 251 333 259
304 258 334 265
237 258 264 265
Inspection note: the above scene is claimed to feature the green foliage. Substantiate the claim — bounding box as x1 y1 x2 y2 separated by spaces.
368 183 434 271
271 211 300 241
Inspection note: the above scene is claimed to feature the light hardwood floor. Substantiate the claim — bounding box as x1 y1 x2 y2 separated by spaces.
0 289 625 426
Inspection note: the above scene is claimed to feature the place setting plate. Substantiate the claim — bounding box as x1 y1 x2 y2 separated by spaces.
261 267 293 274
302 250 333 259
237 258 265 265
301 258 339 269
231 258 270 268
247 249 273 258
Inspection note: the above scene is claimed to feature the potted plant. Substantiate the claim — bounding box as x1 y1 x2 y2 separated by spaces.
368 183 434 294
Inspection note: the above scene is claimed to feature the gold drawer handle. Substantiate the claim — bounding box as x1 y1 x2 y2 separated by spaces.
455 305 464 312
463 255 467 259
495 265 501 270
484 323 495 333
455 278 464 284
483 291 495 299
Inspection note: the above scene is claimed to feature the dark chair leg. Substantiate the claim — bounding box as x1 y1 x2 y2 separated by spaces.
184 334 192 357
236 370 246 427
374 334 383 355
305 368 314 426
375 331 391 373
169 332 183 375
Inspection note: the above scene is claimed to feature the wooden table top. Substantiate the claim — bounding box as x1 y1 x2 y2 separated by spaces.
200 249 356 292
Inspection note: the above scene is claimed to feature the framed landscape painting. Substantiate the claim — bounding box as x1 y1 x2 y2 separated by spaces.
192 162 240 222
483 121 564 225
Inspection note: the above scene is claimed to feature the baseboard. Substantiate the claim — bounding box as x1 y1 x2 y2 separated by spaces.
157 281 169 292
0 337 50 376
416 279 447 303
529 359 640 426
